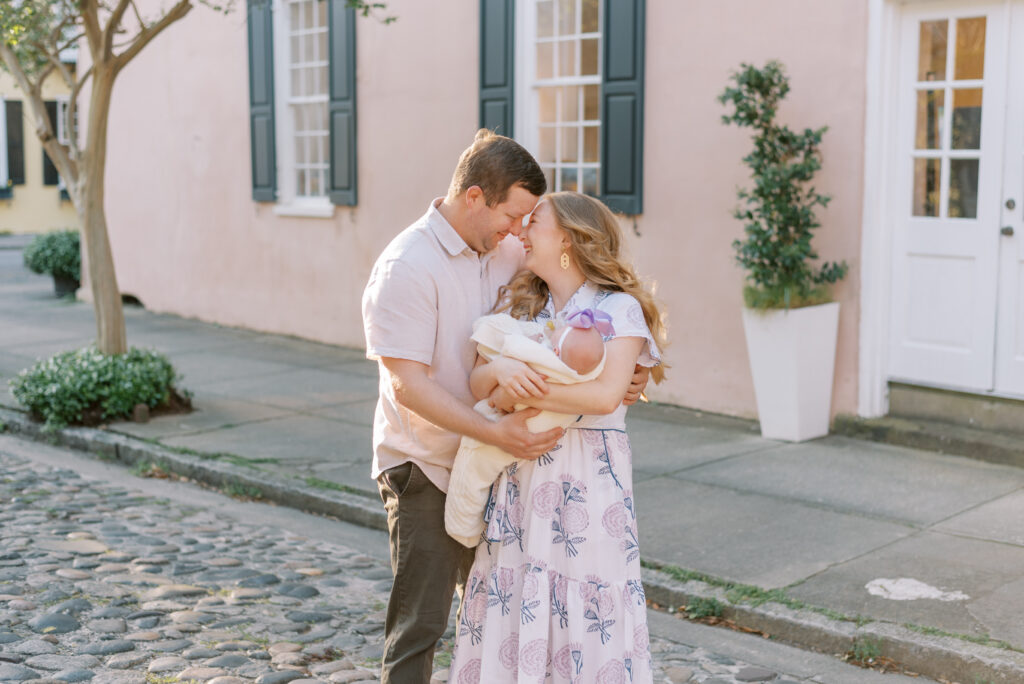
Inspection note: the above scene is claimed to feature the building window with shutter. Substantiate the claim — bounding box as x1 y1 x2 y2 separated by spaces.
273 0 332 215
248 0 356 213
518 0 602 196
485 0 644 213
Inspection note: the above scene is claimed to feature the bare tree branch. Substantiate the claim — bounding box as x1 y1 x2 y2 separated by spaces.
103 0 133 59
112 0 193 74
80 0 104 62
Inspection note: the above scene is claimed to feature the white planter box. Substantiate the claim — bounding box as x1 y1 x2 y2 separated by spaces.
741 302 840 441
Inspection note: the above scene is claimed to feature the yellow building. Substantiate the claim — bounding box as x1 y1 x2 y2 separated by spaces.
0 69 77 234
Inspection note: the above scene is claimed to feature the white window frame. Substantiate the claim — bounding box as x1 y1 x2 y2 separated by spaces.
271 0 334 219
515 0 603 196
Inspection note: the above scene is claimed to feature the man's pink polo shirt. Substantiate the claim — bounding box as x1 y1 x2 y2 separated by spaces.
361 198 525 493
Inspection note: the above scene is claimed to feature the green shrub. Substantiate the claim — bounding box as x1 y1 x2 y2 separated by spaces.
719 61 847 310
10 346 188 429
23 229 81 282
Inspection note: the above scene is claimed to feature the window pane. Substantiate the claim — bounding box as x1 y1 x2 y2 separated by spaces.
318 0 326 24
918 20 948 81
291 68 302 97
949 159 979 218
297 169 307 196
558 0 575 35
291 35 300 64
912 158 941 217
537 1 553 38
562 85 579 122
582 167 598 196
583 84 599 120
582 0 599 32
536 42 553 80
319 32 327 64
915 90 944 149
538 127 557 163
539 87 557 122
581 38 599 76
560 167 578 192
560 126 579 163
290 2 301 29
293 102 305 132
319 66 329 97
310 168 321 196
954 17 985 80
295 136 306 165
583 126 599 162
558 40 576 77
304 0 313 29
544 166 556 193
951 88 982 149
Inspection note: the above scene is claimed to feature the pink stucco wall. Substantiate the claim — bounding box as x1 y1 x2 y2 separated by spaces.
100 0 868 419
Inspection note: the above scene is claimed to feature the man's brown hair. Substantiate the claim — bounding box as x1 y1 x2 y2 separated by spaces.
447 129 547 206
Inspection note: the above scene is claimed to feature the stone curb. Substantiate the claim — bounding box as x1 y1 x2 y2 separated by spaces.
641 566 1024 684
0 407 386 532
4 406 1024 682
833 414 1024 469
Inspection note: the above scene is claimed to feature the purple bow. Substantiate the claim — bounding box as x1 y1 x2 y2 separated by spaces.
565 308 615 336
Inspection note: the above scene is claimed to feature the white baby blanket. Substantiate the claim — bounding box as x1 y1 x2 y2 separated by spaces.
444 313 605 547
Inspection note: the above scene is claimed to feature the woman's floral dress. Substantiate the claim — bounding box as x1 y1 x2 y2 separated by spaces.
450 281 662 684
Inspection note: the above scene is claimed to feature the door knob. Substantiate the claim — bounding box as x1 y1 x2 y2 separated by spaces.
1007 198 1017 211
1001 226 1015 236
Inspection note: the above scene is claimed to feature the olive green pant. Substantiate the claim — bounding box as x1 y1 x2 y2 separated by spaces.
377 462 475 684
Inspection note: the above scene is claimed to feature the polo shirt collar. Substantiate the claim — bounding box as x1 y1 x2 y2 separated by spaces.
427 198 473 257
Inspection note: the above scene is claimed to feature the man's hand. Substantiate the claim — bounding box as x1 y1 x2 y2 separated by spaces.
488 408 563 460
622 364 650 406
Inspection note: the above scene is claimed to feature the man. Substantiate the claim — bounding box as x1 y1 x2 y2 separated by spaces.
362 130 648 683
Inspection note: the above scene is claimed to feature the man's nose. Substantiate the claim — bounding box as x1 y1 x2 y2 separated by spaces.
509 220 523 236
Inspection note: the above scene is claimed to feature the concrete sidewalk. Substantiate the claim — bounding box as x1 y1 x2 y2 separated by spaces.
2 238 1023 683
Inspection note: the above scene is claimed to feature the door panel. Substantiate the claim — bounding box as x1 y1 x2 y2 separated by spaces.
889 3 1008 390
994 1 1024 395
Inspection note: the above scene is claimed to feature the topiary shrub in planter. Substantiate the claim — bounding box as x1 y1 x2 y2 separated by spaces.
10 346 192 430
719 61 847 310
22 229 81 297
719 61 849 442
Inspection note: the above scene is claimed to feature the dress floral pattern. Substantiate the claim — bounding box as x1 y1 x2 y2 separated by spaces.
450 282 660 684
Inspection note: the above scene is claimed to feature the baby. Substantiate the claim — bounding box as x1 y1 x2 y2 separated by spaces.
534 309 607 375
445 307 614 547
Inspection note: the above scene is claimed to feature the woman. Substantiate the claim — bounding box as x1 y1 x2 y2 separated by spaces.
450 192 667 683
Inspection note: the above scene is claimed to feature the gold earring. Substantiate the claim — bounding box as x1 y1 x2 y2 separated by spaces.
560 249 570 270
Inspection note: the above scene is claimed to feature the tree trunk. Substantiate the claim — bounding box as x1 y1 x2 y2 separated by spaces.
80 65 126 355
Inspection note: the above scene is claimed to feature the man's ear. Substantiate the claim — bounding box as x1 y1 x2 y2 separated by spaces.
465 185 485 208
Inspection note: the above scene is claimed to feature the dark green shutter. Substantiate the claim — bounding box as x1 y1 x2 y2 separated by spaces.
42 101 60 186
6 100 24 186
248 0 276 202
328 0 357 206
601 0 644 215
479 0 514 135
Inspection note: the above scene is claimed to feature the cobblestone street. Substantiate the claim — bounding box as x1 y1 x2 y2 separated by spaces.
0 436 931 684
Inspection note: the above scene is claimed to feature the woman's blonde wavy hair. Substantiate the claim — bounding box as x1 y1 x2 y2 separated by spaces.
494 192 668 384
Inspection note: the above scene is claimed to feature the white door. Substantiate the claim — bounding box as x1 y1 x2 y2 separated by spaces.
993 1 1024 394
889 2 1010 392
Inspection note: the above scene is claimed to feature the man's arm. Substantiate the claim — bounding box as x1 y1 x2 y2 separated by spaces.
382 357 562 460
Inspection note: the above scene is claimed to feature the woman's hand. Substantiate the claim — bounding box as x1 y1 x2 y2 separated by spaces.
488 385 519 414
489 357 549 400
